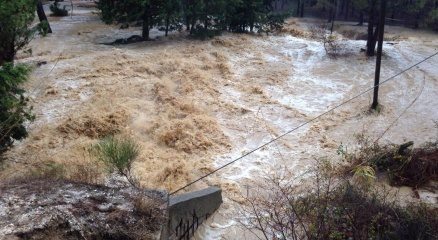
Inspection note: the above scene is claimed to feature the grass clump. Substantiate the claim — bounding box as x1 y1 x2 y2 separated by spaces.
91 136 140 186
28 161 66 180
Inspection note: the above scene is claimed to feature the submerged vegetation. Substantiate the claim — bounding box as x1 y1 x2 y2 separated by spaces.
339 133 438 188
50 1 69 17
241 129 438 239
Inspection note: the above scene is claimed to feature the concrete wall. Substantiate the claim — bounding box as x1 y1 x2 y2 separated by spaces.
161 187 222 239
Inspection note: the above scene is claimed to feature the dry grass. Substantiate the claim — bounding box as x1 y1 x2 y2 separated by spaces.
67 160 104 185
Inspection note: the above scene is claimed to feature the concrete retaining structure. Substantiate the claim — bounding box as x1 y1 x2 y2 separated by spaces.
161 187 222 239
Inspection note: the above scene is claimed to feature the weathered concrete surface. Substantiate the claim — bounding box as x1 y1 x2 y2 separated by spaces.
162 187 222 239
0 179 166 240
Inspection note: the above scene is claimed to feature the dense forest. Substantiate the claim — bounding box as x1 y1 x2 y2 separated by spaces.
97 0 287 39
96 0 438 40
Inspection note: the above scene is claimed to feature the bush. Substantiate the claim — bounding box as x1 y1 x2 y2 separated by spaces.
377 143 438 188
50 2 69 17
0 63 34 163
309 23 345 57
240 160 438 240
68 161 104 185
339 134 438 188
91 136 140 186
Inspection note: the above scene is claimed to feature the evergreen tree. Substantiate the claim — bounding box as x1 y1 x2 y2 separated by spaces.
351 0 367 25
0 0 39 161
159 0 182 36
96 0 287 39
0 64 34 162
0 0 38 65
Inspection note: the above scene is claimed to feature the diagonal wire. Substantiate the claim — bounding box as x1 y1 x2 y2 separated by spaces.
374 73 426 143
170 51 438 195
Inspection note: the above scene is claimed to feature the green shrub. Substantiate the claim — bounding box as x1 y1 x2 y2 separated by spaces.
0 63 34 163
91 136 140 186
37 20 51 37
50 2 69 17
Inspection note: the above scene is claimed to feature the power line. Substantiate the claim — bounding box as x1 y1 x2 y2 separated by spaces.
375 73 426 143
170 51 438 195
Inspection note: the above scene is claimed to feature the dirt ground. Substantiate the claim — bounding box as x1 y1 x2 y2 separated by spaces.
2 2 438 239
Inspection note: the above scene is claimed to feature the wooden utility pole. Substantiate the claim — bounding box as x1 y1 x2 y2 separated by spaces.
371 0 386 110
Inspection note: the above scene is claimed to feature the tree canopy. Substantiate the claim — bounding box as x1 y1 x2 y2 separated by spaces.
0 0 38 65
97 0 287 39
0 0 39 161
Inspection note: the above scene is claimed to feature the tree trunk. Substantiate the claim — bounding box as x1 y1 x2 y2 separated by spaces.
296 0 301 16
414 13 420 28
165 15 170 37
300 1 304 17
204 0 208 30
344 0 350 20
184 0 190 31
190 16 196 35
186 16 191 31
142 6 150 40
367 23 379 56
330 15 335 33
36 1 52 33
0 37 15 65
366 1 376 56
371 0 386 110
340 0 346 17
328 7 333 22
330 0 337 33
204 17 208 30
358 10 364 25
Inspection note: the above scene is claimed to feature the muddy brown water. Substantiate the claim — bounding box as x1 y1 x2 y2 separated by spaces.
4 3 438 239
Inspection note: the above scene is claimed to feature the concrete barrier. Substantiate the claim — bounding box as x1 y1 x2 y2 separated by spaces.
161 187 222 239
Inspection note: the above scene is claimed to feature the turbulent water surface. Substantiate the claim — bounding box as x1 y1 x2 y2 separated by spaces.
7 2 438 239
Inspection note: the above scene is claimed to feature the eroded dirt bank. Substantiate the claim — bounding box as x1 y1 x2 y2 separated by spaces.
2 2 438 239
